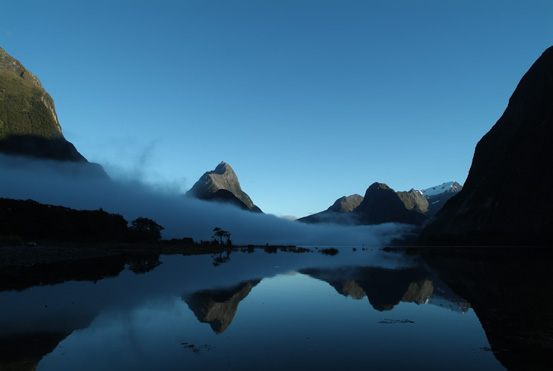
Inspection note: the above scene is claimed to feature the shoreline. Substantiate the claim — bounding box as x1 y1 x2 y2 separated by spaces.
0 242 300 269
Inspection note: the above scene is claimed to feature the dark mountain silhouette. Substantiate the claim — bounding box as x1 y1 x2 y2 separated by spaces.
0 47 106 176
354 183 428 226
297 194 363 224
420 47 553 245
186 162 262 213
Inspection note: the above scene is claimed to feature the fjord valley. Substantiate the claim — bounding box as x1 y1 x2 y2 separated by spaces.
2 30 553 371
4 41 552 247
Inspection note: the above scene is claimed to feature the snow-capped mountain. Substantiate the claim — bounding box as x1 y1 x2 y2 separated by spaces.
421 182 463 197
419 181 463 217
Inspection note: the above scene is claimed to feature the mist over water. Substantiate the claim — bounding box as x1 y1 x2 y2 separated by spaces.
0 155 412 245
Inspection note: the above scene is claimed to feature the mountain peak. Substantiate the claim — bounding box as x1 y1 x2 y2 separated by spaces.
186 162 262 213
368 182 391 191
213 161 231 174
355 182 428 226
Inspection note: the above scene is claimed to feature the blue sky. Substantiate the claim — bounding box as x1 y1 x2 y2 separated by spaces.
2 0 552 218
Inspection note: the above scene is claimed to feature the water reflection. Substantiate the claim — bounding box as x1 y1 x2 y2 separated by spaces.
184 279 261 334
421 247 553 371
0 253 162 291
302 266 433 311
2 247 547 370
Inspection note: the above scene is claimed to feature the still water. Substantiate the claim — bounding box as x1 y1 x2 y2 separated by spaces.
4 246 549 370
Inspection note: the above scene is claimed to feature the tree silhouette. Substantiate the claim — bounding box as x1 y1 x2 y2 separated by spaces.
212 227 232 245
130 217 164 242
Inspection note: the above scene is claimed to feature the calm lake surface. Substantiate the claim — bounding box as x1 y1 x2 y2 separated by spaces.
2 246 552 370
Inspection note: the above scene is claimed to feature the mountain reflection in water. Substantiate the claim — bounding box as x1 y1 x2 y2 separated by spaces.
1 247 550 370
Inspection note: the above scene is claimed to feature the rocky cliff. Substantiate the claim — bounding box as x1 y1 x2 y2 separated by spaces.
328 194 364 212
186 162 262 213
420 47 553 245
0 47 91 163
396 189 429 215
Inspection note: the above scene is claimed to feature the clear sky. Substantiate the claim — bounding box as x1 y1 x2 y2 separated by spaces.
1 0 552 218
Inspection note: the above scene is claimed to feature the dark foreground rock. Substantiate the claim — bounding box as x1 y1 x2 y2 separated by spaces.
420 47 553 246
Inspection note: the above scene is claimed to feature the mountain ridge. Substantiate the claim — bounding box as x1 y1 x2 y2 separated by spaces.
299 181 461 226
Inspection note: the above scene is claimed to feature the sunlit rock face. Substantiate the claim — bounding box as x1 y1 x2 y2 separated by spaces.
396 189 429 215
328 194 364 213
0 47 85 162
186 162 262 213
0 48 107 179
184 279 261 334
420 46 553 246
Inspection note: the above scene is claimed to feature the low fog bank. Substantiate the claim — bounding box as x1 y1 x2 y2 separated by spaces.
0 155 413 246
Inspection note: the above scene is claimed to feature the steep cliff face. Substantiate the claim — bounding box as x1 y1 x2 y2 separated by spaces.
420 47 553 245
186 162 262 213
0 47 89 163
396 189 429 215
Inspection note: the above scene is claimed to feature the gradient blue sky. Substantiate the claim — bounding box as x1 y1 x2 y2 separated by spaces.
2 1 552 218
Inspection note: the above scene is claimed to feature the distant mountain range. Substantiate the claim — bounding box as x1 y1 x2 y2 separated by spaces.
185 161 262 213
298 181 462 226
